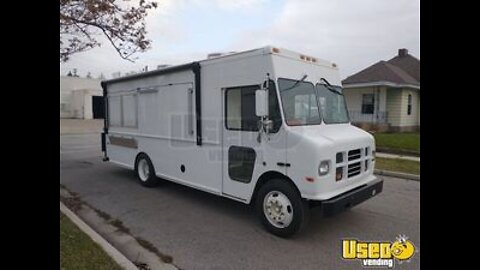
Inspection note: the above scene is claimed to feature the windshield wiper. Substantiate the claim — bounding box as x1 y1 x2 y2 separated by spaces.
319 78 343 95
282 74 308 92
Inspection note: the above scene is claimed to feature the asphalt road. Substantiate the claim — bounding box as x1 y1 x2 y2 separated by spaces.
60 134 420 270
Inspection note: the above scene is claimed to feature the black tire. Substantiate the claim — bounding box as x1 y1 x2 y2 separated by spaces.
135 154 159 187
256 178 310 238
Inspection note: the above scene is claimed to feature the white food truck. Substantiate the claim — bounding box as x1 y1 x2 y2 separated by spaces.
101 46 383 237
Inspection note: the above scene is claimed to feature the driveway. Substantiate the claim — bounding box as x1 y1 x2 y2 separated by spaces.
60 133 420 270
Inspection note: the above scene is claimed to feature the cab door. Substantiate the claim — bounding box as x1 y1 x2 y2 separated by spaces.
222 81 286 202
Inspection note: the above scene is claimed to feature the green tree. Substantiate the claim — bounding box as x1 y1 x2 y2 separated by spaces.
60 0 157 62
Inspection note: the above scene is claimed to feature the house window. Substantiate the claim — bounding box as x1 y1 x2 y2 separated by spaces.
407 94 412 115
361 94 375 114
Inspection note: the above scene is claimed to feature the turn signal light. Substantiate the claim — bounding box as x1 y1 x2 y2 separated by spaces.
336 167 343 181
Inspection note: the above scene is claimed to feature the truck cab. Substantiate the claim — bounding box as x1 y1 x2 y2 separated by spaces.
220 47 383 236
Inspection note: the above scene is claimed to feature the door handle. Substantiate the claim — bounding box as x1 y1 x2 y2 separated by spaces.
277 162 291 167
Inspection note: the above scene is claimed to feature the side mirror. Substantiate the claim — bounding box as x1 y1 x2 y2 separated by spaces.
255 89 268 117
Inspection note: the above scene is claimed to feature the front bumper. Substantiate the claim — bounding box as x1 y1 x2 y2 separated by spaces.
320 177 383 217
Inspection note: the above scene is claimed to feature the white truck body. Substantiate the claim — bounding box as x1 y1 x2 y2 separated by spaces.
101 46 382 235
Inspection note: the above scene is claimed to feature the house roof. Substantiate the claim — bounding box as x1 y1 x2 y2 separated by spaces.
387 53 420 82
342 49 420 87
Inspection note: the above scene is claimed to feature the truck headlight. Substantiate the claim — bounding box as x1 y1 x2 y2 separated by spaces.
318 160 330 176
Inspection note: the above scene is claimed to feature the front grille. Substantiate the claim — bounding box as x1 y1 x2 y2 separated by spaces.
337 147 372 180
348 162 361 177
348 149 361 161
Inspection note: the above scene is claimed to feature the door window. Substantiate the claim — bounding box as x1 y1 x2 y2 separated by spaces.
225 85 260 131
228 146 256 183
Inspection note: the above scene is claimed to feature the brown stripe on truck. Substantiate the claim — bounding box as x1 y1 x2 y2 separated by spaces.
108 136 138 149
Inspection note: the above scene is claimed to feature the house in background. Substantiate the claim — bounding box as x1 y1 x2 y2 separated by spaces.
60 76 104 119
342 49 420 132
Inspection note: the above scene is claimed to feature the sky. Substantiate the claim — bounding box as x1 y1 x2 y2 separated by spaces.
60 0 420 80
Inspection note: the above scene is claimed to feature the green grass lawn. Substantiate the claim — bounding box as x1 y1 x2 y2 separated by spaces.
374 132 420 153
60 213 123 270
375 157 420 175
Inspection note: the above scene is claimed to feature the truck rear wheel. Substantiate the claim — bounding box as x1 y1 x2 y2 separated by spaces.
135 154 159 187
256 179 310 237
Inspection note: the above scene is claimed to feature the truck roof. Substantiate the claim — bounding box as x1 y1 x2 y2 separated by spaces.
102 46 336 86
201 46 334 67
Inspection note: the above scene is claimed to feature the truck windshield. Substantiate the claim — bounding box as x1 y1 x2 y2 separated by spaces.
316 83 349 124
278 78 349 126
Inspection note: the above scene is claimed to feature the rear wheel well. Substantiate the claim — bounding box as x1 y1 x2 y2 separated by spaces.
251 171 301 205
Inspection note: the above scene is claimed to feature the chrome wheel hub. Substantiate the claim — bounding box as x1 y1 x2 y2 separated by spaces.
263 191 293 228
138 159 150 181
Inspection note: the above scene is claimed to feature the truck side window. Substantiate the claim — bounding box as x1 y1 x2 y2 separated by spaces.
225 85 260 131
225 82 282 133
267 80 282 133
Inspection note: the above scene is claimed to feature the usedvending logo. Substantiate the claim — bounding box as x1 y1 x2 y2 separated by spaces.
342 235 416 268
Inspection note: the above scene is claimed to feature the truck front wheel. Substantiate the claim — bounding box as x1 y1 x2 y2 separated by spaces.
135 154 159 187
256 179 310 237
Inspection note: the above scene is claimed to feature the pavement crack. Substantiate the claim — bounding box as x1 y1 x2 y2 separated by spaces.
60 184 176 266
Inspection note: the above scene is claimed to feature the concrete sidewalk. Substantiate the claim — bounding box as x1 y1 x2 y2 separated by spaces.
376 152 420 162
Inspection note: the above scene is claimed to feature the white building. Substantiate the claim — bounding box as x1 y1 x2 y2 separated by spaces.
60 76 103 119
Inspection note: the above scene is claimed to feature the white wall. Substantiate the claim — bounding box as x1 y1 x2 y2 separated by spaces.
71 90 84 119
343 86 387 123
60 76 102 118
386 88 402 127
399 89 420 127
386 88 420 128
70 89 102 119
60 76 102 90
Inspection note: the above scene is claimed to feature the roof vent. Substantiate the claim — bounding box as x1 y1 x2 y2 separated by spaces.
207 51 236 59
398 48 408 57
157 64 170 70
207 53 222 59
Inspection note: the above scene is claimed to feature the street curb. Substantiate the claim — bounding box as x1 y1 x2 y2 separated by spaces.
376 147 420 157
376 152 420 162
60 202 138 270
375 169 420 181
